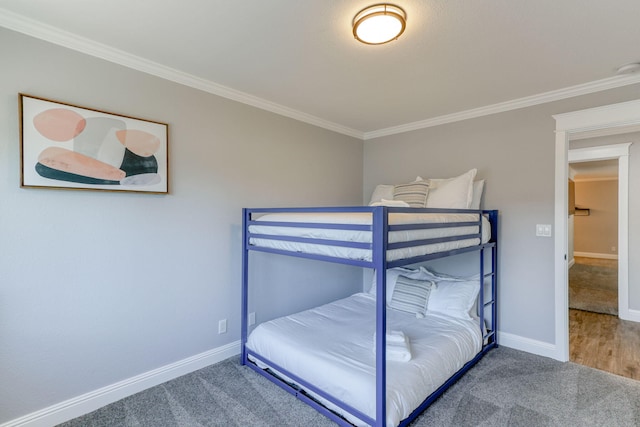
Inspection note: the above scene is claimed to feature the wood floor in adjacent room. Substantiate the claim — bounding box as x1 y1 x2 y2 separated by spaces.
570 309 640 380
569 257 640 381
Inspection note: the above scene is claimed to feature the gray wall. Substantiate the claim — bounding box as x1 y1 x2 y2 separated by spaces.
573 179 618 256
0 28 363 423
363 84 640 346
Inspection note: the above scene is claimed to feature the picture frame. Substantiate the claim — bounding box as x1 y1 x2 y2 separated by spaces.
19 94 169 194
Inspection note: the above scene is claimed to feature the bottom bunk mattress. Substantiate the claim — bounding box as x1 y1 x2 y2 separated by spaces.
245 292 483 426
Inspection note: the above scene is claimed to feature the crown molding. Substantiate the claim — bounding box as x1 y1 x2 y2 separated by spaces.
364 74 640 140
569 124 640 141
3 7 640 143
0 8 364 140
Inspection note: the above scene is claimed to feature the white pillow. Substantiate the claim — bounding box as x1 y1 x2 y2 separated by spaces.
424 177 484 209
419 267 484 320
368 184 395 205
426 169 477 209
470 180 485 210
369 267 433 306
418 266 480 282
370 267 481 319
426 280 480 320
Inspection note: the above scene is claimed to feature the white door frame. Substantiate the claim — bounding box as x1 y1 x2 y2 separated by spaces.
553 99 640 362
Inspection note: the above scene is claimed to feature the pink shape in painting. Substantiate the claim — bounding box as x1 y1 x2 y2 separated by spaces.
33 108 86 142
116 130 161 157
38 147 126 181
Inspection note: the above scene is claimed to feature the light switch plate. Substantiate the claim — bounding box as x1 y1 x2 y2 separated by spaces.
536 224 552 237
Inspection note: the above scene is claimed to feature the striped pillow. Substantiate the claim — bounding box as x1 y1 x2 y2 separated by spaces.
389 276 434 315
393 181 429 208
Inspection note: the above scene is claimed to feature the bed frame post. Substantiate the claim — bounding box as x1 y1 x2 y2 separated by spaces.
241 208 250 365
372 206 388 427
481 210 499 348
479 244 486 342
490 210 498 346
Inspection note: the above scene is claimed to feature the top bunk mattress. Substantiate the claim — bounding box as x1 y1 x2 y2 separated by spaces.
245 292 482 426
248 211 491 262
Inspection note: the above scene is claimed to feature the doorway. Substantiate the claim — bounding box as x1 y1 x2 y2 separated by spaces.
566 145 637 379
568 156 619 316
566 156 629 376
553 100 640 363
566 143 630 323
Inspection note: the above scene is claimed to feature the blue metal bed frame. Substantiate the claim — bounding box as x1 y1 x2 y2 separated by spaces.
241 206 498 427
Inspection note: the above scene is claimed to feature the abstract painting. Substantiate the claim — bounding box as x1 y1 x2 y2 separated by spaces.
19 94 169 193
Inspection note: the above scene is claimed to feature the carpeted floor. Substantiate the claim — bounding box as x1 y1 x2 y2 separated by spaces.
569 263 618 315
58 347 640 427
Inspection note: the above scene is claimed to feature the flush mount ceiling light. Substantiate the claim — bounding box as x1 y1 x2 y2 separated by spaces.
353 4 406 45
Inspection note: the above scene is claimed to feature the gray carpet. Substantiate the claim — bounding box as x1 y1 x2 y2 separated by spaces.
57 347 640 427
569 263 618 315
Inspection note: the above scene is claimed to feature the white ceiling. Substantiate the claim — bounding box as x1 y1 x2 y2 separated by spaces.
570 159 619 181
2 0 640 139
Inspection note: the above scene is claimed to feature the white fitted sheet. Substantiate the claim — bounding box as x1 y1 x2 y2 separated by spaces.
246 292 482 427
249 211 489 262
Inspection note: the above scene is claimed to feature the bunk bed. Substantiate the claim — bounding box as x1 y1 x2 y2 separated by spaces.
241 205 498 427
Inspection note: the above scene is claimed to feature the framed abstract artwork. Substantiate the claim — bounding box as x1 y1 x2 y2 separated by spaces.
19 94 169 194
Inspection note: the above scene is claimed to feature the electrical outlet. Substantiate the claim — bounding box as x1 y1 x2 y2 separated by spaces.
218 319 227 334
611 246 616 252
249 312 256 326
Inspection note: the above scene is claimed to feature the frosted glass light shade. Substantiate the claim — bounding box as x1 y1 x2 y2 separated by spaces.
353 4 406 45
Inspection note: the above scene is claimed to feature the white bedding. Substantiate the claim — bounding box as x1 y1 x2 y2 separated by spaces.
249 211 490 262
246 292 482 427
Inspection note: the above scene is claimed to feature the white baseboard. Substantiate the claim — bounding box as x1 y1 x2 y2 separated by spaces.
621 308 640 323
1 341 241 427
573 251 618 260
498 331 559 360
497 309 640 363
9 325 638 426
